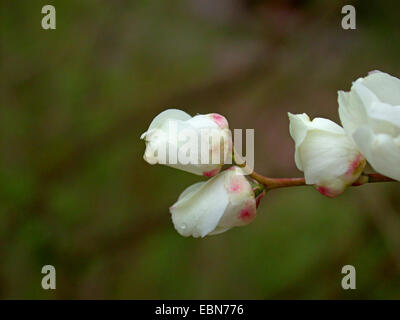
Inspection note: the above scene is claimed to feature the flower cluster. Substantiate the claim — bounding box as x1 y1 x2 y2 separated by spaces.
142 71 399 237
141 109 263 237
289 70 399 197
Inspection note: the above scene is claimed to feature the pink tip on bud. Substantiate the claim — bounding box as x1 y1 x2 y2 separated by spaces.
211 113 228 129
345 154 363 176
316 186 340 198
203 168 220 177
239 204 256 221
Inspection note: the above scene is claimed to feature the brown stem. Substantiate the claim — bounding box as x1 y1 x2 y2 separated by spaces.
250 171 396 191
250 171 306 190
365 173 396 183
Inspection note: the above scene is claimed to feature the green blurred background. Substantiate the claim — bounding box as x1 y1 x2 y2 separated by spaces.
1 0 399 299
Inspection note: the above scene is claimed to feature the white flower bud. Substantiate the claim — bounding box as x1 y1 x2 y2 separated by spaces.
170 166 258 237
141 109 232 177
288 113 366 197
338 71 400 181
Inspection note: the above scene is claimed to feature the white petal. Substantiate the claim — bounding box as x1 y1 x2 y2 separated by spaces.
141 109 191 139
338 90 368 138
289 113 346 170
142 109 229 176
148 108 191 130
350 80 400 130
217 167 256 228
361 71 400 106
175 181 205 203
187 114 219 129
289 113 365 197
353 126 400 181
288 113 310 170
338 72 400 183
367 101 400 133
351 80 380 110
307 117 345 134
170 175 229 238
170 166 257 237
299 131 359 184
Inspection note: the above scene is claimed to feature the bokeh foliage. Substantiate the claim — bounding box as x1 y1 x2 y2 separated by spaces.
1 0 399 299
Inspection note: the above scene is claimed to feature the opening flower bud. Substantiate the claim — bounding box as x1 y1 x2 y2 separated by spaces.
169 166 260 237
288 113 366 197
141 109 232 177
